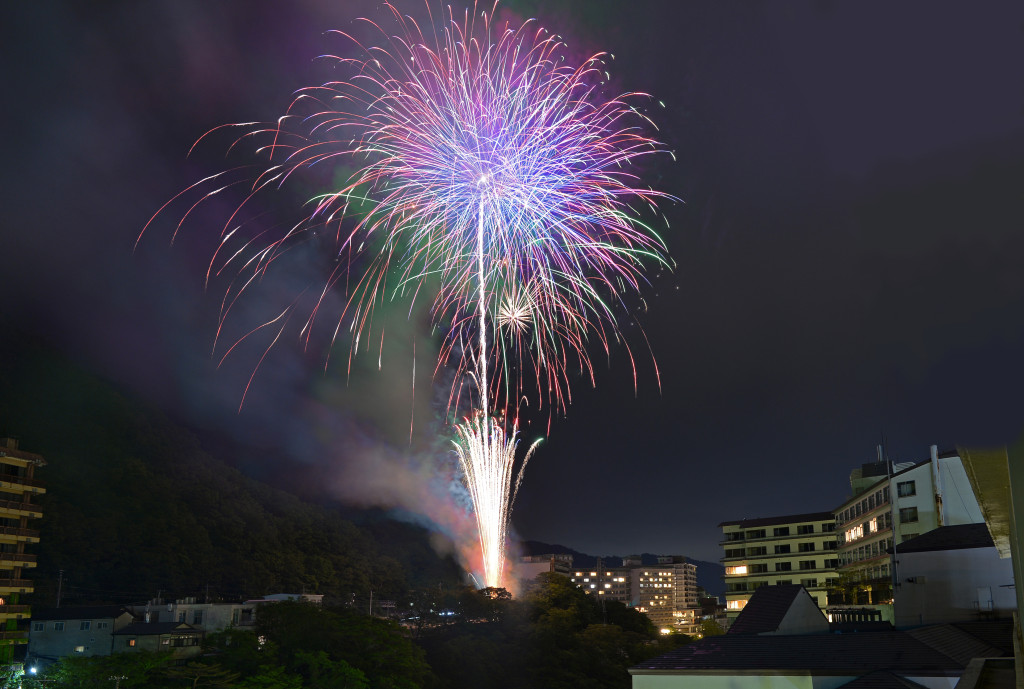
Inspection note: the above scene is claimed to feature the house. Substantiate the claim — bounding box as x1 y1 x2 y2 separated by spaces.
631 583 1012 688
28 606 137 665
112 621 203 659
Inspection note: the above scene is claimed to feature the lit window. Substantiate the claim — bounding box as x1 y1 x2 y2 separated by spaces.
726 599 747 610
725 565 748 575
74 646 85 653
128 639 136 647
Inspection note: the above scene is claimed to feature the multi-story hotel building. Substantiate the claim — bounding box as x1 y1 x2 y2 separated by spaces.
570 556 699 633
720 512 838 618
0 437 44 661
833 446 983 609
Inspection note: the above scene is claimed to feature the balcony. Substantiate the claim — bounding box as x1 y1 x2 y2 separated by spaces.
0 605 30 619
0 552 36 568
0 579 34 594
0 527 39 544
0 475 44 495
0 499 42 519
0 631 28 644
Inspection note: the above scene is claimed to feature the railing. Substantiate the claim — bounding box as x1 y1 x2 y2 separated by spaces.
0 552 36 563
0 527 39 540
0 579 34 590
0 499 41 514
719 532 839 547
0 631 28 640
0 475 44 489
0 605 30 614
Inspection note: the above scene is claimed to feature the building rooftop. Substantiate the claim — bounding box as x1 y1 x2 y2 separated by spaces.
836 670 931 688
630 631 962 675
718 511 835 528
895 523 993 553
906 623 1010 666
31 606 134 622
727 584 805 635
113 622 201 636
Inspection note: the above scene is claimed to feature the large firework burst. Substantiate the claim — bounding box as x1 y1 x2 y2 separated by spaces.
145 1 672 588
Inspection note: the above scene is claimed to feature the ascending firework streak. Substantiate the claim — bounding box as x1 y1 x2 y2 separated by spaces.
144 1 672 588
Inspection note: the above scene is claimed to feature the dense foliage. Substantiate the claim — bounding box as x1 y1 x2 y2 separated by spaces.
0 348 462 606
36 579 688 688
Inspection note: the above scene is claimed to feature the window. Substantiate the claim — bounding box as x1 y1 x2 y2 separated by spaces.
799 560 816 570
775 579 792 586
775 562 792 572
747 546 767 556
798 524 814 535
726 599 746 610
774 544 791 554
750 564 769 574
74 645 85 653
897 481 916 497
32 622 43 632
193 610 203 625
800 578 817 588
746 529 766 539
868 494 875 509
899 507 919 523
725 548 744 558
902 533 919 542
725 565 747 575
883 486 890 503
128 639 136 647
824 559 839 568
725 532 744 542
773 527 790 537
97 621 109 629
53 622 65 632
80 621 91 631
798 542 815 552
822 522 835 532
178 612 186 623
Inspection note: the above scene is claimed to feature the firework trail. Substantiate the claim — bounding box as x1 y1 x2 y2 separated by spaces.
144 1 672 588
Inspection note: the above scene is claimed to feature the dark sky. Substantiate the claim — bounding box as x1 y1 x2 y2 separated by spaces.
4 0 1024 566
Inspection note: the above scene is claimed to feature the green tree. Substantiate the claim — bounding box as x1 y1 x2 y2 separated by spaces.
161 661 239 688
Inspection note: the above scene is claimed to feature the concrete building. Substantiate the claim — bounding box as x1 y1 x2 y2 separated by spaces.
569 560 632 604
28 606 136 665
0 436 45 661
719 512 838 618
569 556 700 633
832 447 984 613
517 553 573 583
893 523 1016 628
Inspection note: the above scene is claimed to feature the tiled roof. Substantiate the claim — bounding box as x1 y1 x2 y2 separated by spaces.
837 670 930 688
727 584 804 635
951 620 1015 655
31 606 134 621
630 632 963 675
906 621 1013 665
718 511 835 528
895 524 993 553
113 622 202 635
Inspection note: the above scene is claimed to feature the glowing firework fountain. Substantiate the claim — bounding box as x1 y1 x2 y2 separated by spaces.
145 2 672 589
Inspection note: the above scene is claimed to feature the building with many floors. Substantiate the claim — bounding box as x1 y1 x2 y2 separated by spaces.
832 447 983 611
0 436 44 661
720 512 838 618
567 556 700 633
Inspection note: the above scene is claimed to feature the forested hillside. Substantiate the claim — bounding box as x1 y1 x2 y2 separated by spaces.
0 343 462 606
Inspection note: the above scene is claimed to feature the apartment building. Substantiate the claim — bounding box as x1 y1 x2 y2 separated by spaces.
720 512 838 618
833 446 983 608
569 556 700 633
0 437 45 661
569 560 632 603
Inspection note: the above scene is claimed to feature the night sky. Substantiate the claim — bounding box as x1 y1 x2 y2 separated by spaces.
5 1 1024 565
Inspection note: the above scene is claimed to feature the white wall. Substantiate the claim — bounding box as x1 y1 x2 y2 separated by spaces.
895 545 1015 627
